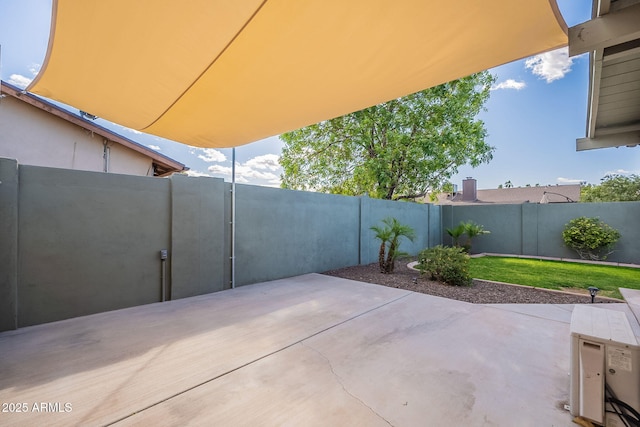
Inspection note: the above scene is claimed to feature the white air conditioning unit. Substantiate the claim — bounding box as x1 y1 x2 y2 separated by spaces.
570 305 640 426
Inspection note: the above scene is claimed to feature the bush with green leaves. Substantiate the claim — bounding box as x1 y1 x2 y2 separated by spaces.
417 245 471 286
562 216 621 261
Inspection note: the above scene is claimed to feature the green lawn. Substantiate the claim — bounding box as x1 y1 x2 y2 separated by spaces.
468 256 640 299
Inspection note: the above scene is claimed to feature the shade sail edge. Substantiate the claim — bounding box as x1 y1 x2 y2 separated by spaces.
28 0 568 148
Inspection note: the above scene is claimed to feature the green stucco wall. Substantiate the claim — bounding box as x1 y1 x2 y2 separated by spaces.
0 161 436 330
443 202 640 264
5 159 637 332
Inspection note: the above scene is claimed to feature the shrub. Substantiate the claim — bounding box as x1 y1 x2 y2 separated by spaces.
562 216 621 261
445 223 466 247
446 221 490 253
463 221 489 251
371 217 416 273
417 245 471 286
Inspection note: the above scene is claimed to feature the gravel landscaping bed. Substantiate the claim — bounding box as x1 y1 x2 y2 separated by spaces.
323 259 621 305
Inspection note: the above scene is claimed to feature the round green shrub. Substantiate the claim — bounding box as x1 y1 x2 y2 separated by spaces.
562 216 621 261
417 245 471 286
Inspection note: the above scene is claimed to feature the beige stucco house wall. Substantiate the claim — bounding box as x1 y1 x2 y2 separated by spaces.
0 81 186 176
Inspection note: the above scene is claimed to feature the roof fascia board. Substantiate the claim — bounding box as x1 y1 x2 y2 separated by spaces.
586 50 603 137
569 2 640 56
576 131 640 150
596 0 611 15
603 39 640 61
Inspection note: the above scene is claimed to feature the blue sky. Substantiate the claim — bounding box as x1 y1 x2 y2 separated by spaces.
1 0 639 190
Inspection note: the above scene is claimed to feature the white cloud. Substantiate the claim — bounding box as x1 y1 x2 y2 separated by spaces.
207 163 278 181
244 154 280 171
148 144 161 151
525 48 574 83
267 177 282 187
236 162 278 180
28 64 41 76
207 165 249 183
7 65 41 89
557 177 585 184
238 167 278 181
491 79 526 91
7 74 32 88
190 147 227 163
185 170 212 178
604 169 636 176
207 164 232 176
197 151 282 185
123 127 142 135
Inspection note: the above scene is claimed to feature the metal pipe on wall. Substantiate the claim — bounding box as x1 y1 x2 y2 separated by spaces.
160 249 167 301
230 148 236 289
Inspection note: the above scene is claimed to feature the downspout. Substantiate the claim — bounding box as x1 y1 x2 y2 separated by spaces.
230 148 236 289
102 139 110 173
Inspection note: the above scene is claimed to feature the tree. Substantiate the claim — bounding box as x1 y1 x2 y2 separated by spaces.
581 174 640 202
371 217 416 273
562 217 620 260
280 72 495 200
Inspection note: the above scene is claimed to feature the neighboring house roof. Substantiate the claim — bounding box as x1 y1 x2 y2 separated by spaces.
437 184 582 205
569 0 640 151
0 81 188 176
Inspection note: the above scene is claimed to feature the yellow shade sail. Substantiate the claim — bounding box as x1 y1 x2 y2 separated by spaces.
29 0 567 148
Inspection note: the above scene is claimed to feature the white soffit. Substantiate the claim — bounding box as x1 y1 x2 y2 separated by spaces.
570 0 640 151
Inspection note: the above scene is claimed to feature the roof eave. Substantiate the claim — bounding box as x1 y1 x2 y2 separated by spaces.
569 1 640 151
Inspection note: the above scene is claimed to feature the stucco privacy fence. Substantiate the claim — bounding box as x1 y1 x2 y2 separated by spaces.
1 157 638 331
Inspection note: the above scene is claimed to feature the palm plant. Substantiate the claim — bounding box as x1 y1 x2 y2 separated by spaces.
463 221 490 252
446 223 466 247
371 217 416 273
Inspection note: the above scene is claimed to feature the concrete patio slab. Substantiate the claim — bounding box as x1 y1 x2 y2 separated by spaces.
486 302 640 338
621 288 640 326
0 274 578 426
483 303 575 324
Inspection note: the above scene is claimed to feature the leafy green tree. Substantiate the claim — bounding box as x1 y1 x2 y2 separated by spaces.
280 72 495 200
371 217 416 273
581 174 640 202
562 217 620 261
429 182 455 202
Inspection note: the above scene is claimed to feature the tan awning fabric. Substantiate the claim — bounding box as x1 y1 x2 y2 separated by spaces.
29 0 567 148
